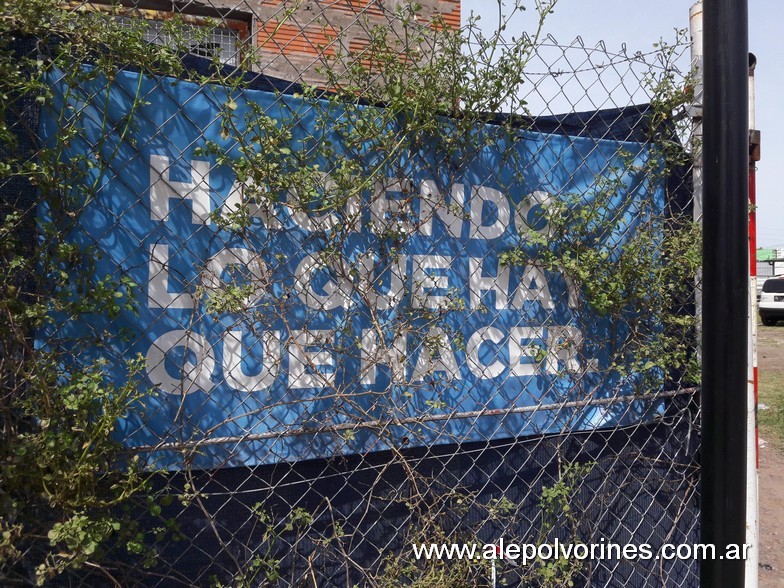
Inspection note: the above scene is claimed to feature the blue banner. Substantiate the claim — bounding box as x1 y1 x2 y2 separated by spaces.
39 66 664 469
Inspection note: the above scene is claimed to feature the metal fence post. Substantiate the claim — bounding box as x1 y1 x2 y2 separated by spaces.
701 0 749 585
746 51 761 588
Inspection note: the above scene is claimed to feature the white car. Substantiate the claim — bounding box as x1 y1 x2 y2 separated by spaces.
759 278 784 326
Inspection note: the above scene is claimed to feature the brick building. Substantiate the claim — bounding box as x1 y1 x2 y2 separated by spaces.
252 0 461 86
79 0 461 86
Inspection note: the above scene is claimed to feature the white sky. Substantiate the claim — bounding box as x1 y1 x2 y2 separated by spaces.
462 0 784 248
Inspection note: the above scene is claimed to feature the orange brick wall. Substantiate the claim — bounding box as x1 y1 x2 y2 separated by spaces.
247 0 461 86
258 20 338 58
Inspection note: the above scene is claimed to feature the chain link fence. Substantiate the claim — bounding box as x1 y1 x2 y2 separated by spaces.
1 1 700 586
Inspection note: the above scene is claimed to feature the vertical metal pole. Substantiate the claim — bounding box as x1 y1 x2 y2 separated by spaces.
746 52 760 588
690 2 703 225
701 0 749 585
690 2 704 371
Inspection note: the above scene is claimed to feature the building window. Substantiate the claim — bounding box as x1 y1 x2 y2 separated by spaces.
115 15 247 67
69 2 252 68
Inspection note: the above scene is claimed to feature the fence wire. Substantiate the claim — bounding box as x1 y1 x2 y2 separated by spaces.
1 1 700 587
